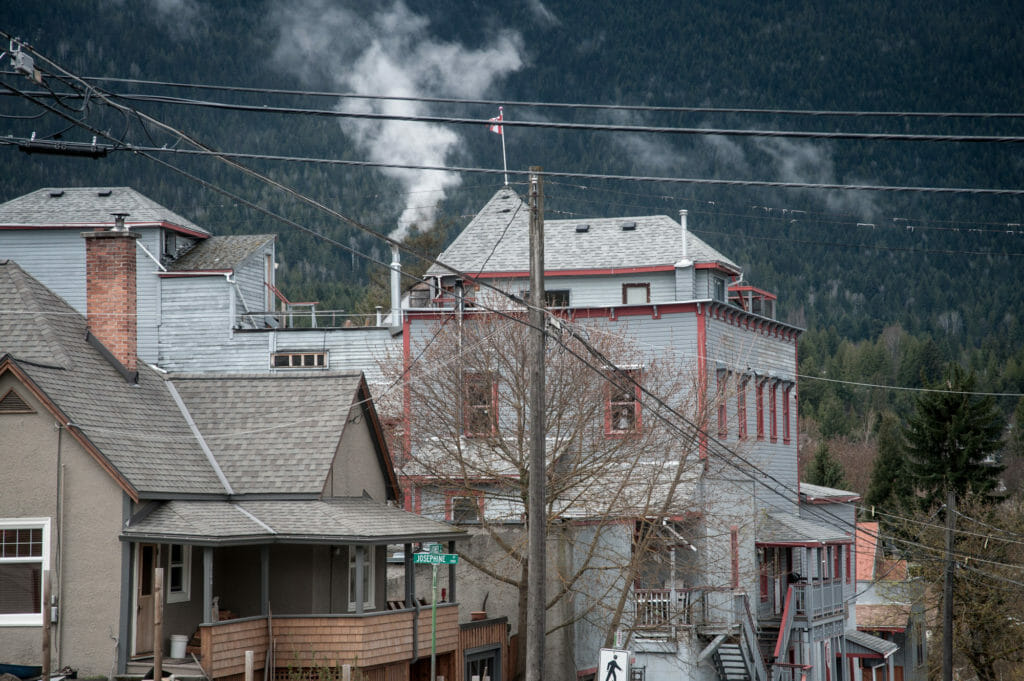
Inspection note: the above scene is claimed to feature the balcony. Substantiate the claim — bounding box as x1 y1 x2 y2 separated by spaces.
196 603 459 679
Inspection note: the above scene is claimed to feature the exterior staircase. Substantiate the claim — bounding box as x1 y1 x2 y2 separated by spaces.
712 641 754 681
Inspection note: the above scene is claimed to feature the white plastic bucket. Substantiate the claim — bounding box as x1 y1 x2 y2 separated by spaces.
170 634 188 659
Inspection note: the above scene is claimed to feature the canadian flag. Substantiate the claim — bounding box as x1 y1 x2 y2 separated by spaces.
488 106 503 135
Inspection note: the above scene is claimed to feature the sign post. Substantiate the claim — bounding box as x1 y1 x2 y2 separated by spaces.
414 544 459 680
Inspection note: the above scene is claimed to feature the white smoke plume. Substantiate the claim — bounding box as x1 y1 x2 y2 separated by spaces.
272 0 524 238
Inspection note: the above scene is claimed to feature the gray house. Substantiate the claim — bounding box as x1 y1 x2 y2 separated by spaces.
396 188 893 681
0 257 466 680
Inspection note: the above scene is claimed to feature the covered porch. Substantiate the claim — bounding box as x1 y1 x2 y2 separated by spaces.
119 497 464 680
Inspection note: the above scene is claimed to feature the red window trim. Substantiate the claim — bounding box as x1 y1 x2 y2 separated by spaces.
605 368 642 436
756 379 765 440
782 384 792 444
463 371 498 437
717 369 729 438
737 376 748 440
769 381 778 443
621 282 651 304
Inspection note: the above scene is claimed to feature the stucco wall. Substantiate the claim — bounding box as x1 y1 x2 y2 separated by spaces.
0 371 125 678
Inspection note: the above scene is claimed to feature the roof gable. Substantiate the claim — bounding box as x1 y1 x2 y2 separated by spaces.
0 261 223 498
0 187 209 236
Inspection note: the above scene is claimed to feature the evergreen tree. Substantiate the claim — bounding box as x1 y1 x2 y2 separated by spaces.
804 442 848 489
903 364 1005 510
864 412 915 520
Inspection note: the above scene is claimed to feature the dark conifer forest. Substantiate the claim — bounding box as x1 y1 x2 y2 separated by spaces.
3 0 1023 457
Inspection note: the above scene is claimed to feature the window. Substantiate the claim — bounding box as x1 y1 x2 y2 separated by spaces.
783 384 792 444
769 381 778 443
348 546 374 610
622 283 650 305
271 351 328 369
713 277 726 302
518 289 570 307
737 376 748 440
716 369 729 438
450 495 482 524
0 519 49 626
756 380 765 440
605 369 641 435
464 372 498 437
167 544 191 604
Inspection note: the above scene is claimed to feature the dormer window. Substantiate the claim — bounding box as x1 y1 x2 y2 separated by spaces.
713 276 726 302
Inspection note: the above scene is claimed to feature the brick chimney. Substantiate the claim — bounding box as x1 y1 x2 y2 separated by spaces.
82 213 140 378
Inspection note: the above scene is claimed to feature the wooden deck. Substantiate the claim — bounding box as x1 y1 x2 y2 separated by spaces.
198 605 459 679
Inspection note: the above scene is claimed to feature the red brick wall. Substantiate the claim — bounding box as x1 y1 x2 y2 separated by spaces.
83 230 139 371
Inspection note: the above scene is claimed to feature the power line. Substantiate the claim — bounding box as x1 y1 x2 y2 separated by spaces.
67 73 1024 121
6 136 1020 197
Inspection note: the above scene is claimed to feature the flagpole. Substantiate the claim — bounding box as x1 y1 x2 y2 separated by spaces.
500 106 508 186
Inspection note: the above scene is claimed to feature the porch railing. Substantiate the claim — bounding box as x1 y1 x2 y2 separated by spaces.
790 580 844 620
198 604 459 679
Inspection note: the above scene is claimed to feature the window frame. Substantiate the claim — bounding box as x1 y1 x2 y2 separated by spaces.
716 368 729 439
447 493 484 524
347 546 375 611
463 371 499 437
769 381 778 443
737 375 749 440
271 351 328 370
0 518 50 627
604 368 642 436
782 383 792 444
621 283 651 305
166 543 191 604
756 379 765 440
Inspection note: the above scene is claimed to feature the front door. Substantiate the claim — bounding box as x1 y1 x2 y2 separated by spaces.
135 544 159 655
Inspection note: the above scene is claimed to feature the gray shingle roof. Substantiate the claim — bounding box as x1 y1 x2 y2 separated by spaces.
756 511 851 545
426 188 737 277
168 373 366 494
799 482 860 502
845 629 898 658
121 497 465 544
168 235 275 271
0 187 209 235
0 261 225 496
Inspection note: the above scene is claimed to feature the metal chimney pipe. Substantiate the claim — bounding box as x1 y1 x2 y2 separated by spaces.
679 209 688 261
111 212 129 232
390 244 401 325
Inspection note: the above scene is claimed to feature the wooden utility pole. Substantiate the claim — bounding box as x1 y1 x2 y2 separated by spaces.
943 490 955 681
154 567 164 681
41 569 51 681
525 167 546 681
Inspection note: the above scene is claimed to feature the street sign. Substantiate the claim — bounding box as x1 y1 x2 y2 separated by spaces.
414 552 459 565
598 648 630 681
414 544 459 565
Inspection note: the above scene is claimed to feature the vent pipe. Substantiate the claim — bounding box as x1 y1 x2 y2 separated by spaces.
680 209 689 261
111 212 129 233
390 244 401 325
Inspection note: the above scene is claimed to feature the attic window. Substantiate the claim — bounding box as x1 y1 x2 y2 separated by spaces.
575 224 590 233
48 190 64 198
621 221 637 231
0 389 34 414
271 351 328 369
97 189 112 197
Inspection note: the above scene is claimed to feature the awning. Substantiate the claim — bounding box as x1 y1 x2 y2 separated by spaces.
756 511 851 546
845 629 898 659
119 496 465 546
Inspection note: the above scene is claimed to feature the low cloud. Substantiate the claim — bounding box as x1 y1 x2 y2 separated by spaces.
272 0 525 238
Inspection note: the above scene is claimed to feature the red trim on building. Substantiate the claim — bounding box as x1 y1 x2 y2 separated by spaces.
696 304 708 460
158 269 233 277
0 221 209 239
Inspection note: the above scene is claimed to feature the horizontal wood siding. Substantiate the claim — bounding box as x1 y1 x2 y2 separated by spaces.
234 247 272 314
135 229 162 363
2 229 88 311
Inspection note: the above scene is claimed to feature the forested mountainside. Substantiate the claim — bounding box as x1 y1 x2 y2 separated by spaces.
3 0 1023 448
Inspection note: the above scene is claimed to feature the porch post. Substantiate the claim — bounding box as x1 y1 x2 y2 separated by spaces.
203 547 214 624
447 540 457 603
354 546 365 614
117 497 132 674
404 543 414 607
260 546 270 616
